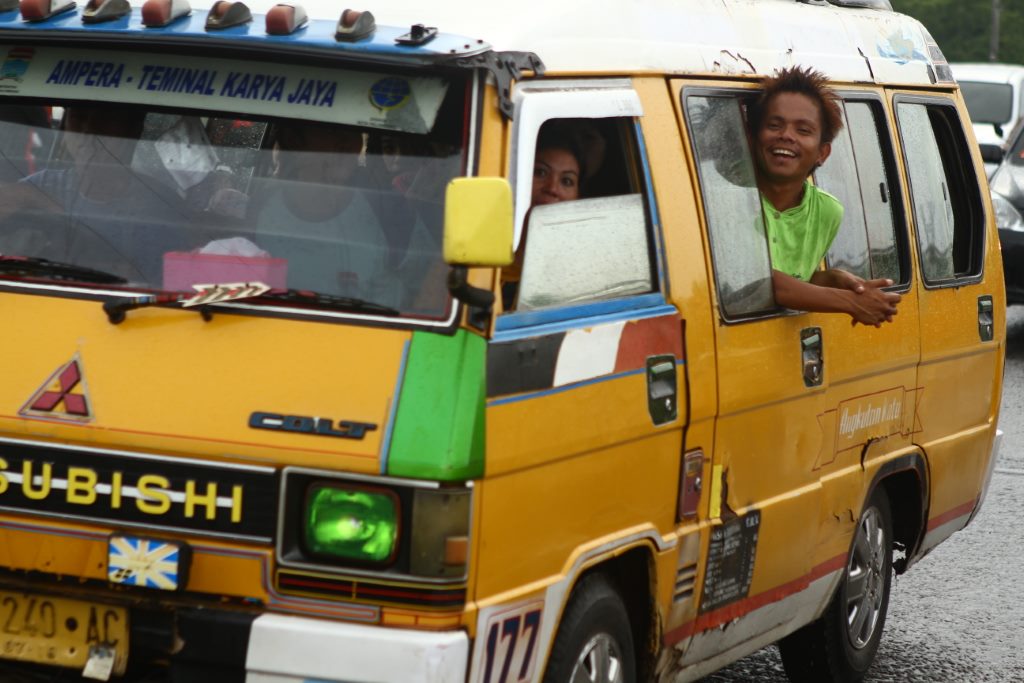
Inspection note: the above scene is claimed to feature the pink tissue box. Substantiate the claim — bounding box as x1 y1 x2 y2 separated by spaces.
163 251 288 291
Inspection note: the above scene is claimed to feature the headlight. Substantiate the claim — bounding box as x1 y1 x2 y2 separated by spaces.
304 484 399 564
278 468 472 581
991 192 1024 233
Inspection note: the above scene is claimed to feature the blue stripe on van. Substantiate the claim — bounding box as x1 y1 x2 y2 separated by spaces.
493 293 672 340
0 8 486 59
634 120 670 294
487 358 686 407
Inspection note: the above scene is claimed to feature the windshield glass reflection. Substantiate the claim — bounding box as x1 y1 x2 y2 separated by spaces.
0 103 462 318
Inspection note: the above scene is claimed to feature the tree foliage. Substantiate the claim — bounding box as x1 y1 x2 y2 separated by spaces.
893 0 1024 64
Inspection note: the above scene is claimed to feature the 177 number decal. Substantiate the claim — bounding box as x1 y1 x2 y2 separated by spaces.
481 607 542 683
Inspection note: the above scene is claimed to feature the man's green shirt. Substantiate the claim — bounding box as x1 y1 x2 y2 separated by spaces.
762 182 843 282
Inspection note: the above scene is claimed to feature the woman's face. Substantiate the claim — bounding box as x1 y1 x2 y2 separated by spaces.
532 147 580 206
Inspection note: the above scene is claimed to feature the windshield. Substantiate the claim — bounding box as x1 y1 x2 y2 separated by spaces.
0 97 464 318
959 80 1014 125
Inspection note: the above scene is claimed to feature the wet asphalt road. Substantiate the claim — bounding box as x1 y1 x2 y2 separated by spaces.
704 306 1024 683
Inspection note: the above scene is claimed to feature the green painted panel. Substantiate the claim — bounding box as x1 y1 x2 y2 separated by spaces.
386 329 485 481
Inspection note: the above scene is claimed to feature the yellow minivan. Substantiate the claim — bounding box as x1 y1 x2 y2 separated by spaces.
0 0 1004 681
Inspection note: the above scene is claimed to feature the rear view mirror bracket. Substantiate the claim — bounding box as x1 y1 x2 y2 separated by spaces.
445 50 546 120
447 265 493 329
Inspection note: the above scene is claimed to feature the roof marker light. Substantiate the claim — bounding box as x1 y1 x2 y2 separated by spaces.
266 3 306 35
141 0 190 27
396 23 437 46
205 0 250 30
82 0 129 22
20 0 76 21
335 8 374 42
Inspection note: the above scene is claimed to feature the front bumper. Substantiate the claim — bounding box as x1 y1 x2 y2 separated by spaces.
246 613 469 683
0 593 469 683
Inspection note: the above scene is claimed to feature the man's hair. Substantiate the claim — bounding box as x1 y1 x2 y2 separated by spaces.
748 66 844 145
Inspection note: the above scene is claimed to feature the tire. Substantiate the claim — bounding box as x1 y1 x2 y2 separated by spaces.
542 573 636 683
779 489 894 683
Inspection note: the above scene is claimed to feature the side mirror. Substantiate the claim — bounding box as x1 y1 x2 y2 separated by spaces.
980 143 1004 166
443 177 514 266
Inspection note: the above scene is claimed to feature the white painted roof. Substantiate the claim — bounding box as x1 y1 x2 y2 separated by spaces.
182 0 945 85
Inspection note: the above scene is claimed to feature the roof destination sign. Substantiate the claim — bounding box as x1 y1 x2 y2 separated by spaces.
0 45 449 134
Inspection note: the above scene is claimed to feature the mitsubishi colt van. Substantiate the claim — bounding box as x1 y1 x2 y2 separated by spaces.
0 0 1004 682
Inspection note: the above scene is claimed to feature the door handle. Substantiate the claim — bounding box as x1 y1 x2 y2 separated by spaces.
978 295 994 342
647 355 678 426
801 327 823 387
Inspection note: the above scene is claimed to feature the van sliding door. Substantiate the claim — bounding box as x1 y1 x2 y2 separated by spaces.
891 91 1005 555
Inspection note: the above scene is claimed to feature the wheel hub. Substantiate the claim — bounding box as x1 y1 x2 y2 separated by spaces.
570 632 625 683
845 506 887 650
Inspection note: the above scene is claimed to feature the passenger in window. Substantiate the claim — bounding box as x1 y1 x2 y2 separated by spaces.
532 132 583 205
748 66 901 326
501 127 587 308
361 132 452 311
249 123 438 309
250 123 389 298
17 106 172 210
0 106 193 282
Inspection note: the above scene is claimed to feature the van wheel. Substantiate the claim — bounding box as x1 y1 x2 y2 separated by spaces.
778 490 893 683
543 573 635 683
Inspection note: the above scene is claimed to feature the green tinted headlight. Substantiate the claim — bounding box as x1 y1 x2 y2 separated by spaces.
303 484 399 564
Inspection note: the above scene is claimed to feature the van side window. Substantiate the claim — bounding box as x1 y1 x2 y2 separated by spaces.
896 100 985 283
511 117 656 311
685 94 774 318
814 99 905 283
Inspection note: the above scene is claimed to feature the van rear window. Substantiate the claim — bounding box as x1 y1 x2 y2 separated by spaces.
896 99 985 283
814 99 907 285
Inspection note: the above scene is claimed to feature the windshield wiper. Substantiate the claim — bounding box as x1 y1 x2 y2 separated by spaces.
0 255 127 285
254 289 400 316
104 287 399 325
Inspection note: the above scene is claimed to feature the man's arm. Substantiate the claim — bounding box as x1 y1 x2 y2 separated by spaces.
772 269 900 327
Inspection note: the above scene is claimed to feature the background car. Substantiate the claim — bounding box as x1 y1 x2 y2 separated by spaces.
988 118 1024 303
951 62 1024 176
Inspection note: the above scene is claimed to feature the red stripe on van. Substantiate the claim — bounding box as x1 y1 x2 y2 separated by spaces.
662 553 846 646
926 498 977 531
613 314 683 373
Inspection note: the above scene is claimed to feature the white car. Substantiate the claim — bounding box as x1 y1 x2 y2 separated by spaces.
951 62 1024 175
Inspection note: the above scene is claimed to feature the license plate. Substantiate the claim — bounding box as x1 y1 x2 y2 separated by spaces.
0 590 128 674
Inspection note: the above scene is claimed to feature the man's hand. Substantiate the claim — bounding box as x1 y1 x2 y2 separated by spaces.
773 269 901 327
846 282 901 327
808 268 900 326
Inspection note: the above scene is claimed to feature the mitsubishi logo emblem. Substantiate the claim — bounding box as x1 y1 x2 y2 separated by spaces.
20 355 94 422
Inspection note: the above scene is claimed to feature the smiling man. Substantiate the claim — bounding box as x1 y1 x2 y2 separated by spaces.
748 66 900 326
